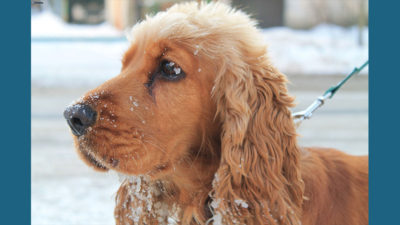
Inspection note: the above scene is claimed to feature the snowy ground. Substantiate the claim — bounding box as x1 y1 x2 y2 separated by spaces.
31 10 368 225
31 11 122 38
263 25 368 76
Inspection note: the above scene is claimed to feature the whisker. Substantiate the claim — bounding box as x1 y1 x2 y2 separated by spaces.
130 109 145 123
143 139 167 154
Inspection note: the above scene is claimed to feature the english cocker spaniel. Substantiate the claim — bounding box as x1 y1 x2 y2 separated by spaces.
64 2 368 225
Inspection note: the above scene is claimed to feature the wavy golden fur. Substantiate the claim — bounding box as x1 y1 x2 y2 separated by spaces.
66 2 368 224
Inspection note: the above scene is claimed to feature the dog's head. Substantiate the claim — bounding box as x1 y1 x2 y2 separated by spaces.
64 5 224 176
64 2 304 224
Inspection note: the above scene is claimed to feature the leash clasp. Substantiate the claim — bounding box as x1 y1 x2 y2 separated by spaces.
292 60 368 126
293 92 331 124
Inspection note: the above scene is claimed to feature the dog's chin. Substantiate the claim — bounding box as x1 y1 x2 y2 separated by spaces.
78 148 109 172
74 137 172 176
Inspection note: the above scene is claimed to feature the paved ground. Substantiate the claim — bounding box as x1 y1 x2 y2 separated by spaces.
31 75 368 225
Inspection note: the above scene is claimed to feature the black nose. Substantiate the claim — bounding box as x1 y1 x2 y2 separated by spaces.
64 104 97 136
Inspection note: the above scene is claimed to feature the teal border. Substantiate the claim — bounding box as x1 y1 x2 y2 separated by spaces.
369 0 399 224
0 1 31 224
0 0 396 224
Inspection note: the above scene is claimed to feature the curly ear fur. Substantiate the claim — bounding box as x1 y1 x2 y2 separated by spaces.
210 39 304 224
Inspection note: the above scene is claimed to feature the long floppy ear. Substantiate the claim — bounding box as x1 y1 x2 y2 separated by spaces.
210 45 304 225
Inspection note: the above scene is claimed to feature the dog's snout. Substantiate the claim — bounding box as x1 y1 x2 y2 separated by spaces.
64 104 97 136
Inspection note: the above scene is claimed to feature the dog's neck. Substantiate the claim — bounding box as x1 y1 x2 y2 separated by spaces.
160 141 221 223
115 138 221 224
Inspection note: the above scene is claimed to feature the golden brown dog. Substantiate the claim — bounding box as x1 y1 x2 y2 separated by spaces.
64 2 368 225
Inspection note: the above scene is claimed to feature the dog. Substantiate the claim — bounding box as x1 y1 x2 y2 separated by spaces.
64 2 368 225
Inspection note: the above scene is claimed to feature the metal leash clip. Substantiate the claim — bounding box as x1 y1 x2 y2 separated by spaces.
292 60 368 126
292 91 332 124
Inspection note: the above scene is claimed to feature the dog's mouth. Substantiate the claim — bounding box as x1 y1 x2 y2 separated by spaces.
80 148 109 171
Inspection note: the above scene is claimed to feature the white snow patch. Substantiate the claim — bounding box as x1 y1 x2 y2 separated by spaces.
194 45 200 56
234 199 248 208
211 212 222 225
262 24 368 76
210 198 221 209
32 41 129 87
212 173 219 189
31 11 122 38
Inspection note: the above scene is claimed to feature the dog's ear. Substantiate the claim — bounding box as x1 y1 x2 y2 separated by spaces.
210 46 304 225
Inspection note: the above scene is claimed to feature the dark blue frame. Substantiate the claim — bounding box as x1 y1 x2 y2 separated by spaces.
369 0 400 224
1 0 398 224
0 1 31 224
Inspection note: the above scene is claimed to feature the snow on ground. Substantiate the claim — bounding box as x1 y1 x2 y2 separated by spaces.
263 24 368 76
31 11 122 38
31 11 368 87
32 41 130 87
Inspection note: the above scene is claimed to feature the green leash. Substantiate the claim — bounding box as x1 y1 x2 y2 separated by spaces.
292 60 369 125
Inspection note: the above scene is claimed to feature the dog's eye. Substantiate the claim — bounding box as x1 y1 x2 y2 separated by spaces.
160 60 185 81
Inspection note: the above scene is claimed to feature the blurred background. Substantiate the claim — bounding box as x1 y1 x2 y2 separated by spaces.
31 0 368 224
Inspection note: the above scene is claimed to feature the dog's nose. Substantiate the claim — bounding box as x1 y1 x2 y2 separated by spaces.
64 104 97 136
